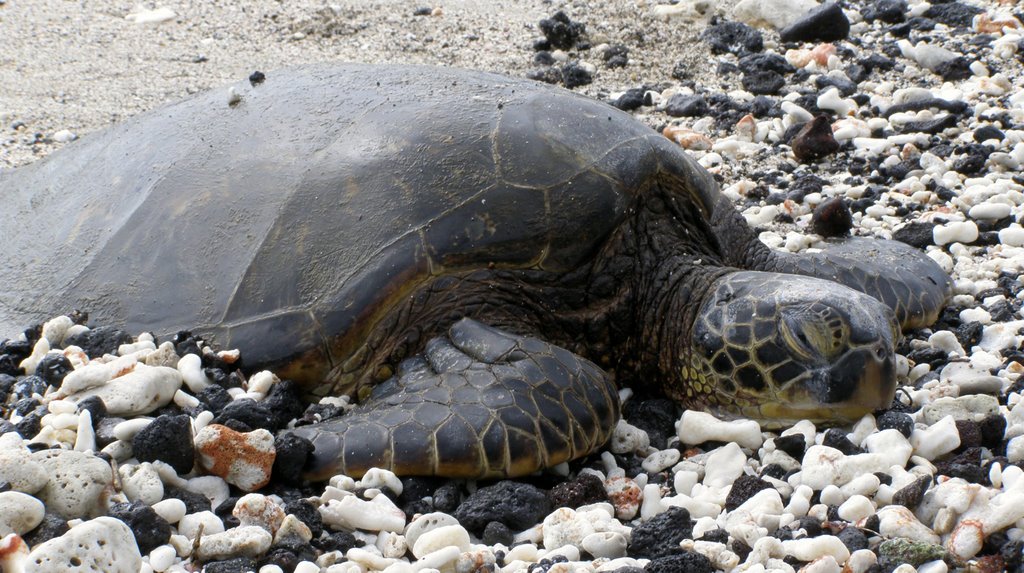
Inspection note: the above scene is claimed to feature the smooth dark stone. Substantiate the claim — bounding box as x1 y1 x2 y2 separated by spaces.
133 414 195 474
790 116 839 162
863 0 907 23
811 198 854 237
664 94 709 117
701 18 763 55
108 500 173 555
779 3 851 43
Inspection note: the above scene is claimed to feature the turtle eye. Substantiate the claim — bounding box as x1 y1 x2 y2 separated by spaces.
780 310 828 358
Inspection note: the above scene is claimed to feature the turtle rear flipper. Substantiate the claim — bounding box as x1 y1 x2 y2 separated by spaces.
290 318 620 480
768 237 951 330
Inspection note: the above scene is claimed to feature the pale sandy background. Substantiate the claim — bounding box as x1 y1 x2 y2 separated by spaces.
0 0 735 169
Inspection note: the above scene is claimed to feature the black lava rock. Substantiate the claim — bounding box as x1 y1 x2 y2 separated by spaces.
837 525 869 552
538 11 585 51
811 198 854 237
955 419 982 450
863 0 907 23
936 447 987 484
725 475 773 510
779 3 850 43
15 409 43 439
891 475 931 508
34 354 72 387
561 62 593 89
214 399 276 431
739 53 794 76
454 481 551 536
483 521 515 546
628 507 693 559
197 385 233 416
263 380 306 429
923 1 983 28
13 375 47 400
603 44 629 68
742 71 785 95
76 395 107 424
644 551 713 573
664 94 708 117
980 414 1007 449
815 75 857 97
901 114 958 134
248 71 266 86
549 473 608 508
974 125 1006 142
823 428 863 455
622 399 678 452
22 513 69 547
614 88 646 111
701 18 763 56
893 221 936 249
877 410 915 437
774 434 807 459
791 116 840 162
203 557 259 573
953 149 988 175
133 414 195 474
272 432 315 486
432 482 461 513
259 548 300 572
313 530 358 554
108 500 172 554
935 57 972 81
283 498 323 539
166 485 212 514
64 325 134 358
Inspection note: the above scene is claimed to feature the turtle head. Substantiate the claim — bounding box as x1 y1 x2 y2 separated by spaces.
686 271 899 426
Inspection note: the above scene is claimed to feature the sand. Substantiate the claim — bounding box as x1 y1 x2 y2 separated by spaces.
0 0 732 169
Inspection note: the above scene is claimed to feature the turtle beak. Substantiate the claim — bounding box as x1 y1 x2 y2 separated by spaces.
815 342 896 410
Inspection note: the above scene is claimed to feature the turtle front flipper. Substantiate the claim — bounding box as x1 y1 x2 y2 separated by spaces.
768 237 951 330
288 318 620 480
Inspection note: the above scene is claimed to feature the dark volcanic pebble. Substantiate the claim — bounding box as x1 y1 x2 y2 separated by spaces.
891 475 931 508
453 481 551 535
21 513 70 547
900 114 959 134
549 473 608 508
614 88 646 111
262 380 306 429
272 432 315 486
108 500 173 554
823 428 863 455
76 395 108 423
34 354 72 387
63 325 134 358
628 506 693 559
203 557 259 573
561 62 593 89
133 414 195 474
603 44 629 68
893 221 936 249
935 57 972 81
725 475 773 510
863 0 907 23
538 11 585 51
743 71 785 95
166 485 212 514
774 434 807 459
923 1 983 28
701 18 763 56
213 399 277 431
811 198 854 237
313 530 358 554
779 3 850 43
791 116 840 162
837 525 869 552
644 551 713 573
482 521 514 546
284 499 324 539
877 410 915 437
664 94 708 118
974 125 1006 142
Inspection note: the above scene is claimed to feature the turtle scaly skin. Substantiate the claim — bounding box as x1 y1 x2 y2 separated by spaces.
0 64 951 479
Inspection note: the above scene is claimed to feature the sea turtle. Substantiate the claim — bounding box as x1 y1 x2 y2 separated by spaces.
0 64 950 480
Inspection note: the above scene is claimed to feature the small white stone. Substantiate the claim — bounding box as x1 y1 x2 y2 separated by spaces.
837 495 875 522
642 449 681 473
247 370 278 394
66 365 182 416
782 535 850 563
581 531 628 559
873 505 940 544
702 442 747 488
234 493 285 534
920 395 999 424
177 353 211 393
609 420 650 454
125 6 176 24
910 415 961 459
411 524 470 558
152 498 187 524
0 491 45 535
732 0 818 29
0 448 47 494
677 411 763 449
195 525 273 560
31 449 113 519
969 202 1012 220
999 224 1024 247
800 555 842 573
358 468 403 497
149 544 177 572
26 516 142 572
319 493 406 533
294 562 320 573
178 511 225 540
933 220 979 246
119 463 164 506
928 330 965 356
41 315 74 345
113 417 153 442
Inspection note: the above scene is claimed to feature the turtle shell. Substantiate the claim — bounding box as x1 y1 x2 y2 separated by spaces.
0 64 713 387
